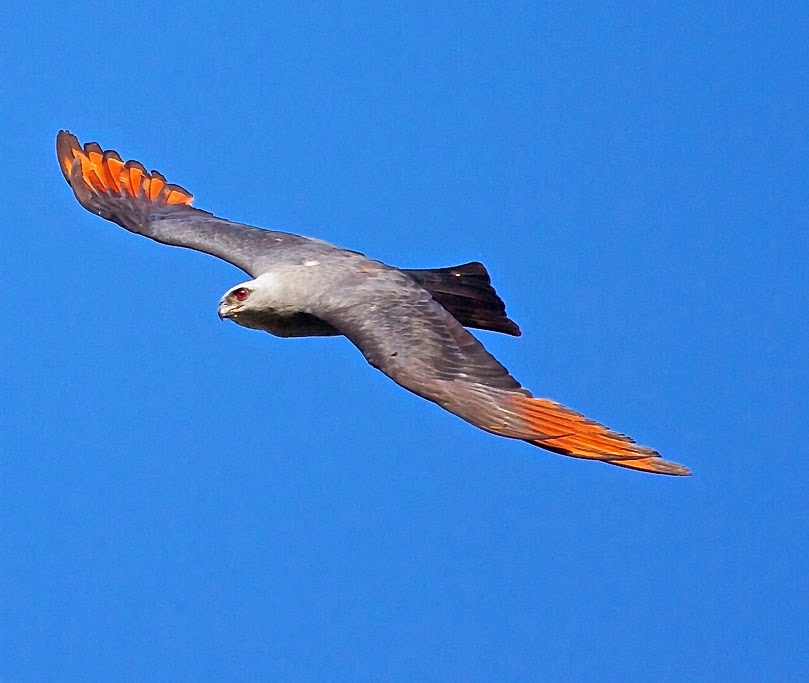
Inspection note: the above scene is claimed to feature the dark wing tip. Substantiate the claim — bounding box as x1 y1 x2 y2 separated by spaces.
607 456 692 476
56 130 82 182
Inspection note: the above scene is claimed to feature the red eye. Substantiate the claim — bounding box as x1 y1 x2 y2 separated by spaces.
234 287 249 301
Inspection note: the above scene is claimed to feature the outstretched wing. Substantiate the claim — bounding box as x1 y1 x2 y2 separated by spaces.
58 132 523 337
56 130 291 276
320 269 690 476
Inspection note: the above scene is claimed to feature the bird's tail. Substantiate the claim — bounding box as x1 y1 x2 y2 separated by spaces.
405 262 522 336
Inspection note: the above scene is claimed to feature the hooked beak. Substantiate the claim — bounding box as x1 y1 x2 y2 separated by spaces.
218 301 237 320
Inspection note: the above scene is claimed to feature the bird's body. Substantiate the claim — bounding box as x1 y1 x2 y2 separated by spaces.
57 131 690 476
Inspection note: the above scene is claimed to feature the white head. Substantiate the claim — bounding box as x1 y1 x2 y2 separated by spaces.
217 272 333 337
217 273 280 322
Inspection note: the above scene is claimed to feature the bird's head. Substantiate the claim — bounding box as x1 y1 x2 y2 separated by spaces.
218 273 288 331
218 280 260 321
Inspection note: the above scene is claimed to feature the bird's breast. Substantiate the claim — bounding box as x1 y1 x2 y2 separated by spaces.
234 308 339 338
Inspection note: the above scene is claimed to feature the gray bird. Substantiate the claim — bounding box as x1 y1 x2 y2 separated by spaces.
57 131 690 476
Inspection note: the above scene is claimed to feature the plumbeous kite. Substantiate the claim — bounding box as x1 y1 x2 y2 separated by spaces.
57 131 690 476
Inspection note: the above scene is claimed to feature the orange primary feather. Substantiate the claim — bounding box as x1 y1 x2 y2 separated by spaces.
510 396 691 475
56 130 194 207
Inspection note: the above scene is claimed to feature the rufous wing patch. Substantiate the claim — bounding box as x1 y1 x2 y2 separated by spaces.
509 395 691 475
103 151 125 192
56 130 194 208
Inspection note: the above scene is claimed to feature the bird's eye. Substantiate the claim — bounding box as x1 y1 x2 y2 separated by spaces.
234 287 250 301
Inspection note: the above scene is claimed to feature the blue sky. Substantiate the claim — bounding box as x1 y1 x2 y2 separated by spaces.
2 2 807 679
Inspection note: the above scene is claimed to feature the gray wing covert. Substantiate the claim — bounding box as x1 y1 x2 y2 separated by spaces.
57 130 286 276
315 267 533 434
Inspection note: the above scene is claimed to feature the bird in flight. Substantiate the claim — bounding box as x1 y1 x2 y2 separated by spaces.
56 131 690 476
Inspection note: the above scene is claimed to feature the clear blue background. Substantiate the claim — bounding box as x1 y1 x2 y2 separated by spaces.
2 2 807 679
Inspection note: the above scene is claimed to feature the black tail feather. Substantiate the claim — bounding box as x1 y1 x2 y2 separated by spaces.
404 262 521 336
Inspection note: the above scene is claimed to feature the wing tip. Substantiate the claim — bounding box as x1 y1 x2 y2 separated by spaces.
607 456 692 476
511 396 691 476
56 129 81 181
55 130 194 208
